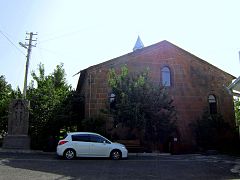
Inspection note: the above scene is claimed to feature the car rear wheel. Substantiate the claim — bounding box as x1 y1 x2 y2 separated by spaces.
64 149 76 160
110 150 122 160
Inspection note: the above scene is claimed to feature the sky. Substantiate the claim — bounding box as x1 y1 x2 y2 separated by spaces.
0 0 240 91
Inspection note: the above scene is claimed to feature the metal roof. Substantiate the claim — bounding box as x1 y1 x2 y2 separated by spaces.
228 76 240 96
133 36 144 51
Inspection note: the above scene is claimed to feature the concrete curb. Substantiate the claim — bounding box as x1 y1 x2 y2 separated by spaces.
0 148 54 155
0 148 172 157
129 153 171 157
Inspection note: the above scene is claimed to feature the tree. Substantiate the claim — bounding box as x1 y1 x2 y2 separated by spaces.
0 76 21 137
192 110 236 152
108 65 176 146
235 98 240 127
52 90 84 134
27 63 72 149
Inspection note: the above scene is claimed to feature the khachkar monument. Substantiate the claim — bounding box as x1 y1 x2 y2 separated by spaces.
3 99 30 149
3 32 37 149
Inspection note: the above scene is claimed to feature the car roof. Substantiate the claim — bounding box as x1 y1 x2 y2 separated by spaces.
66 132 112 143
67 132 100 136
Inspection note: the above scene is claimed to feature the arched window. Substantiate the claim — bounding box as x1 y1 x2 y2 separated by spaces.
208 95 217 114
161 67 171 86
109 92 116 109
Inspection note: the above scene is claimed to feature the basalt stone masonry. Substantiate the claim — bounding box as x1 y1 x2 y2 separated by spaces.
76 40 236 152
3 99 30 149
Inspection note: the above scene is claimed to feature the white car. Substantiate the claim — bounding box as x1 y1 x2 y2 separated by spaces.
57 132 128 160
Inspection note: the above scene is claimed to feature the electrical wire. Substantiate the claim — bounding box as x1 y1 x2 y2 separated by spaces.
38 22 103 43
39 29 86 43
0 30 26 56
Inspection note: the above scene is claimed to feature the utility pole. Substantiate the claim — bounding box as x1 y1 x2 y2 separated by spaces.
19 32 37 99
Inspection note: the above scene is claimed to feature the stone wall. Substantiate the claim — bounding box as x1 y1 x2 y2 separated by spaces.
77 41 235 151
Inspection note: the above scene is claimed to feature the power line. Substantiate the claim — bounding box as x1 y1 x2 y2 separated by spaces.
39 23 103 43
39 29 84 43
0 30 26 56
37 45 79 61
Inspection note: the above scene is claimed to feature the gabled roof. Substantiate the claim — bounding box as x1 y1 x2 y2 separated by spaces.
76 40 236 93
76 69 87 92
164 41 236 79
83 40 235 80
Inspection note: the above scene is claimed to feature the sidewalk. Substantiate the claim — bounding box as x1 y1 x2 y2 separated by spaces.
0 148 171 157
0 148 53 155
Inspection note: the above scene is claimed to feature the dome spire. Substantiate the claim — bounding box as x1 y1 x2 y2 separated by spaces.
133 36 144 51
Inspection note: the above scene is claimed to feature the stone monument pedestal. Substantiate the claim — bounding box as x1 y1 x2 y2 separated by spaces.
2 99 30 149
3 135 30 149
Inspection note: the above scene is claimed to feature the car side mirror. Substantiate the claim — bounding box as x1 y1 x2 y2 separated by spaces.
103 141 106 145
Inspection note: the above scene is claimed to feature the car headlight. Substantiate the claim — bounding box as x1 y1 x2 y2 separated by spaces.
122 146 126 149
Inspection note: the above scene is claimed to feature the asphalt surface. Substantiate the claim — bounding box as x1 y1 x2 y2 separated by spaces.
0 150 239 180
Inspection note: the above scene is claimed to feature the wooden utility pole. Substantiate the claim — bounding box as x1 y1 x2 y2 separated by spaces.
19 32 37 99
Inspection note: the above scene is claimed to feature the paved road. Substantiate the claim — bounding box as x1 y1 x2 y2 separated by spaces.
0 152 239 180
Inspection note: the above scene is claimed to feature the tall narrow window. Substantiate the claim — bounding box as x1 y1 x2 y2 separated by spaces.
109 92 116 109
208 95 217 114
161 67 171 86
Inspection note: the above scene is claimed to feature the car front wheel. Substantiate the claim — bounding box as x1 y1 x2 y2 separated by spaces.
110 150 122 160
64 149 76 160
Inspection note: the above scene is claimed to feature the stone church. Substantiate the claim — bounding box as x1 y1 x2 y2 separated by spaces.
76 37 236 152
